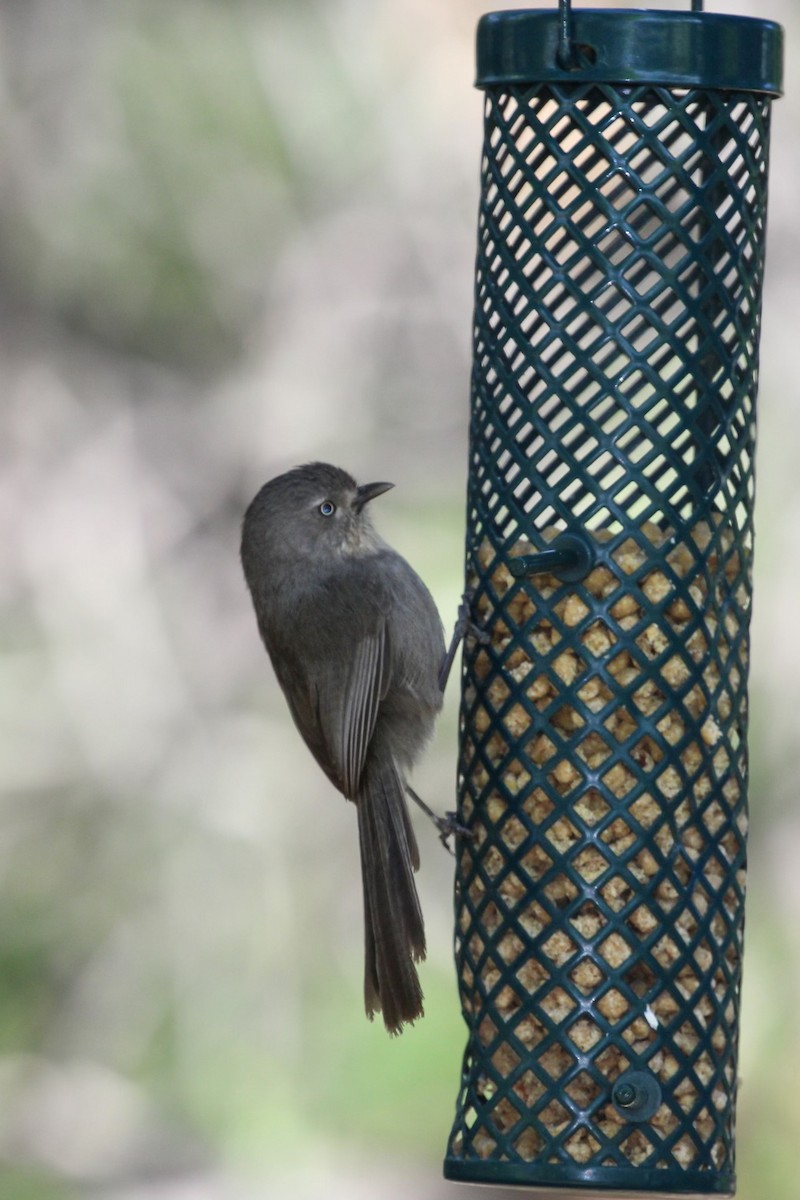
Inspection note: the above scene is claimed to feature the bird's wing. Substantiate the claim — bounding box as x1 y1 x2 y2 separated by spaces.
270 616 390 800
328 627 389 799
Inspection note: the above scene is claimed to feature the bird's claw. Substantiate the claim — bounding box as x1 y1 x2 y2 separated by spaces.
439 590 489 692
456 590 490 646
433 810 474 855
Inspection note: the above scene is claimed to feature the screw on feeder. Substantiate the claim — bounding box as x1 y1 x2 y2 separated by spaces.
614 1083 637 1109
508 532 595 582
611 1072 663 1123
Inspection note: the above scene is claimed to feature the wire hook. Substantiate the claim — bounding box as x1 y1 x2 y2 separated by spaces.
557 0 577 70
559 0 704 70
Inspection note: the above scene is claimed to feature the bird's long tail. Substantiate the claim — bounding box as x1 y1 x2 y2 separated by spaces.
356 756 426 1034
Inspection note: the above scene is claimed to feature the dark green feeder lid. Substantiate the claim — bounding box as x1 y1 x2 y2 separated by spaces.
476 8 784 96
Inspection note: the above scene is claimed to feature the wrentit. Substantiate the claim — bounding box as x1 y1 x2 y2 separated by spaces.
241 462 447 1034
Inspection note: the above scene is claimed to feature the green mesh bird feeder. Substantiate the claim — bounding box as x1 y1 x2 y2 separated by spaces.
445 2 782 1195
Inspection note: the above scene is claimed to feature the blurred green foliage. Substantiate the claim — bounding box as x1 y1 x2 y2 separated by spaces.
3 5 309 365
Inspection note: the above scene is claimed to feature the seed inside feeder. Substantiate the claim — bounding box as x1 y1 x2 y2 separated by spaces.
455 518 748 1170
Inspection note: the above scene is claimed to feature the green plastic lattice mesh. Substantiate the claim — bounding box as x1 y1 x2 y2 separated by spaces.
445 7 782 1197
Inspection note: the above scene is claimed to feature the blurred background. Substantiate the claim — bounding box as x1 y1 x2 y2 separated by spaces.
1 1 798 1197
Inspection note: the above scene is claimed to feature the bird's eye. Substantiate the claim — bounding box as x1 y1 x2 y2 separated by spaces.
318 501 336 517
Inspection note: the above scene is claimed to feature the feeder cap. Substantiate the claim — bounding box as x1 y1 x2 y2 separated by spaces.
476 9 783 96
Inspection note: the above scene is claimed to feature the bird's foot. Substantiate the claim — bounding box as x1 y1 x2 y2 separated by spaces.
438 590 489 692
406 786 473 856
432 809 474 855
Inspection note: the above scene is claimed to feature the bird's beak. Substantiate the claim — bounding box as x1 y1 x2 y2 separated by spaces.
354 480 394 512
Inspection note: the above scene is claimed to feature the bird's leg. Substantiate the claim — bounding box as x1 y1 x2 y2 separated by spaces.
415 592 485 853
438 589 489 693
405 785 472 854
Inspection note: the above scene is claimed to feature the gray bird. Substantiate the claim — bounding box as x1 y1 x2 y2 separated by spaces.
241 462 446 1034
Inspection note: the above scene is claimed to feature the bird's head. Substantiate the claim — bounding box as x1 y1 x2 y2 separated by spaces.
241 462 394 576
